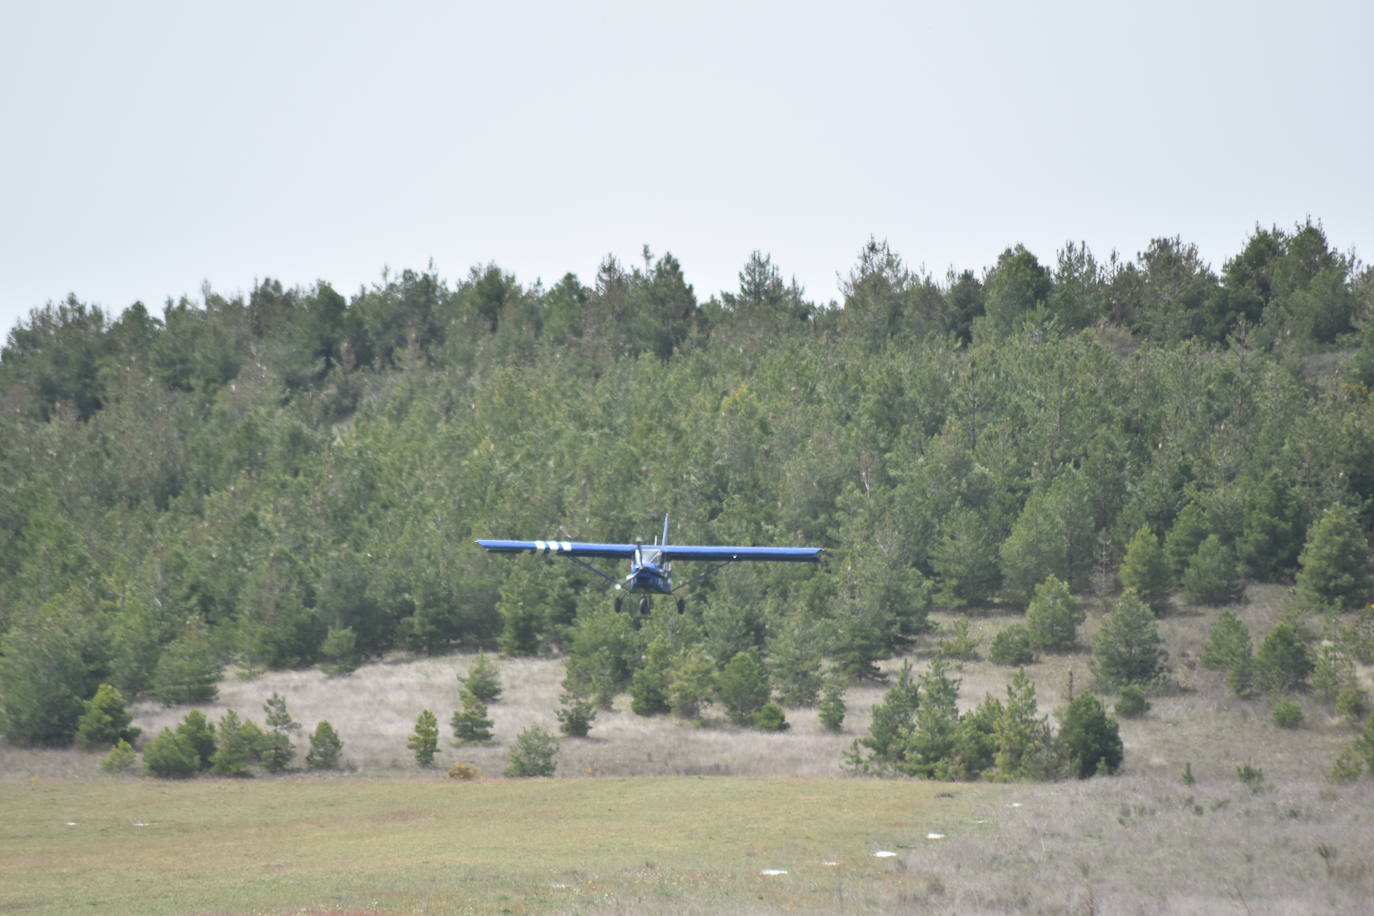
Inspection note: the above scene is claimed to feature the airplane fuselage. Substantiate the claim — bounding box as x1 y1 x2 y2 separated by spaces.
627 546 673 594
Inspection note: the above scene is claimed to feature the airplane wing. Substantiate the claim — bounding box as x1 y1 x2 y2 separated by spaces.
660 545 822 562
475 539 636 559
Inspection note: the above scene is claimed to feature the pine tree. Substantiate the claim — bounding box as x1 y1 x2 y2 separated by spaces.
151 616 222 706
142 727 201 779
451 689 494 744
1254 622 1314 692
211 709 257 777
717 650 772 727
305 721 344 770
1119 526 1170 614
260 692 300 773
175 710 216 772
1182 535 1243 606
74 684 141 750
994 669 1051 779
819 675 847 733
667 645 716 721
1092 591 1168 690
461 652 504 704
1025 575 1084 652
1296 504 1371 612
100 738 138 773
555 693 597 737
408 710 439 766
1164 502 1209 583
504 725 558 777
853 661 920 771
629 636 672 717
1059 693 1123 778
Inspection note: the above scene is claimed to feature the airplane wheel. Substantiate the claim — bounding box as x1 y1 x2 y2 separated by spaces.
614 597 623 614
638 596 650 615
676 597 686 614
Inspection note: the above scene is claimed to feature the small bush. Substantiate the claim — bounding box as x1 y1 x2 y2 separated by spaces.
1272 700 1304 729
1327 745 1364 784
1236 762 1266 793
448 761 481 780
1335 684 1370 728
505 725 558 777
1180 762 1195 786
752 702 789 732
989 625 1035 666
100 738 138 774
305 720 344 770
1115 685 1150 719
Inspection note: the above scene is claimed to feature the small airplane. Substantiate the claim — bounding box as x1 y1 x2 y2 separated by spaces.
477 516 822 614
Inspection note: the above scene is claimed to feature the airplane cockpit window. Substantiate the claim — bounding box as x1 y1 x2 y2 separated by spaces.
639 547 663 566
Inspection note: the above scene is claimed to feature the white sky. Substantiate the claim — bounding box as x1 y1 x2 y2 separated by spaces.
2 0 1371 339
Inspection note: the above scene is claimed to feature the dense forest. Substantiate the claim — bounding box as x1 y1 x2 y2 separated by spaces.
3 221 1373 752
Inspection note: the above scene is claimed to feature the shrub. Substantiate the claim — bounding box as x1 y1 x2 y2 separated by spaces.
1092 591 1168 690
101 738 138 773
1254 622 1314 693
319 626 360 676
1182 535 1243 606
505 725 558 777
1272 700 1304 729
717 650 771 727
752 702 789 732
143 727 201 779
1327 745 1364 784
1236 762 1266 793
305 720 344 770
555 693 597 738
448 761 481 780
451 689 494 744
408 710 439 767
1115 685 1150 719
1059 693 1123 779
1335 684 1370 728
1200 611 1252 672
818 676 847 733
989 625 1035 666
75 684 141 750
461 652 503 704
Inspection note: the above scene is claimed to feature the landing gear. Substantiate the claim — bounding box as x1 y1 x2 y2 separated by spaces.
614 596 623 614
676 597 686 614
638 596 651 616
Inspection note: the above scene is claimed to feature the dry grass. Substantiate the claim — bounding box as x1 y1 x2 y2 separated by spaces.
6 584 1374 912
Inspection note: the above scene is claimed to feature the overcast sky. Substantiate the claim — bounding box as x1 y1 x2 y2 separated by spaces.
2 0 1371 339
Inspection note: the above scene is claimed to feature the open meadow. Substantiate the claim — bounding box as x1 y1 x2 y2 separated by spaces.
5 585 1374 913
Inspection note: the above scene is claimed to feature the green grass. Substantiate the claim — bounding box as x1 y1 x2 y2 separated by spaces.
0 776 996 914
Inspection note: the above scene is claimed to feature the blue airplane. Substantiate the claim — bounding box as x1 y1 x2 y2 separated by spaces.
476 516 822 614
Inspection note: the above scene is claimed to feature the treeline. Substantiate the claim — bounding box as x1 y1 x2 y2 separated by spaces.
2 223 1373 749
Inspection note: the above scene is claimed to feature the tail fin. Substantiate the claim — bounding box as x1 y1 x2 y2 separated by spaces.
662 514 670 547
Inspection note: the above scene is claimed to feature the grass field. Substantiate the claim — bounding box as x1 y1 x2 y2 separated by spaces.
6 584 1374 912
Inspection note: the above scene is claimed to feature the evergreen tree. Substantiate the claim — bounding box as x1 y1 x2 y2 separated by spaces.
451 688 494 744
818 676 847 733
175 710 216 772
101 738 138 773
211 709 257 777
1254 622 1314 693
1182 535 1243 606
1237 472 1303 581
906 660 962 778
667 645 716 721
1025 575 1085 652
717 650 772 727
1200 610 1253 694
408 710 439 766
74 683 140 750
1119 526 1170 614
629 636 673 717
555 693 597 737
142 727 201 779
1296 504 1371 612
1164 502 1209 583
151 616 222 706
260 692 300 773
767 616 824 707
1092 591 1168 690
989 625 1036 666
994 669 1053 779
504 725 558 777
1059 693 1123 778
852 661 920 772
752 702 789 732
306 721 344 769
460 652 503 704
